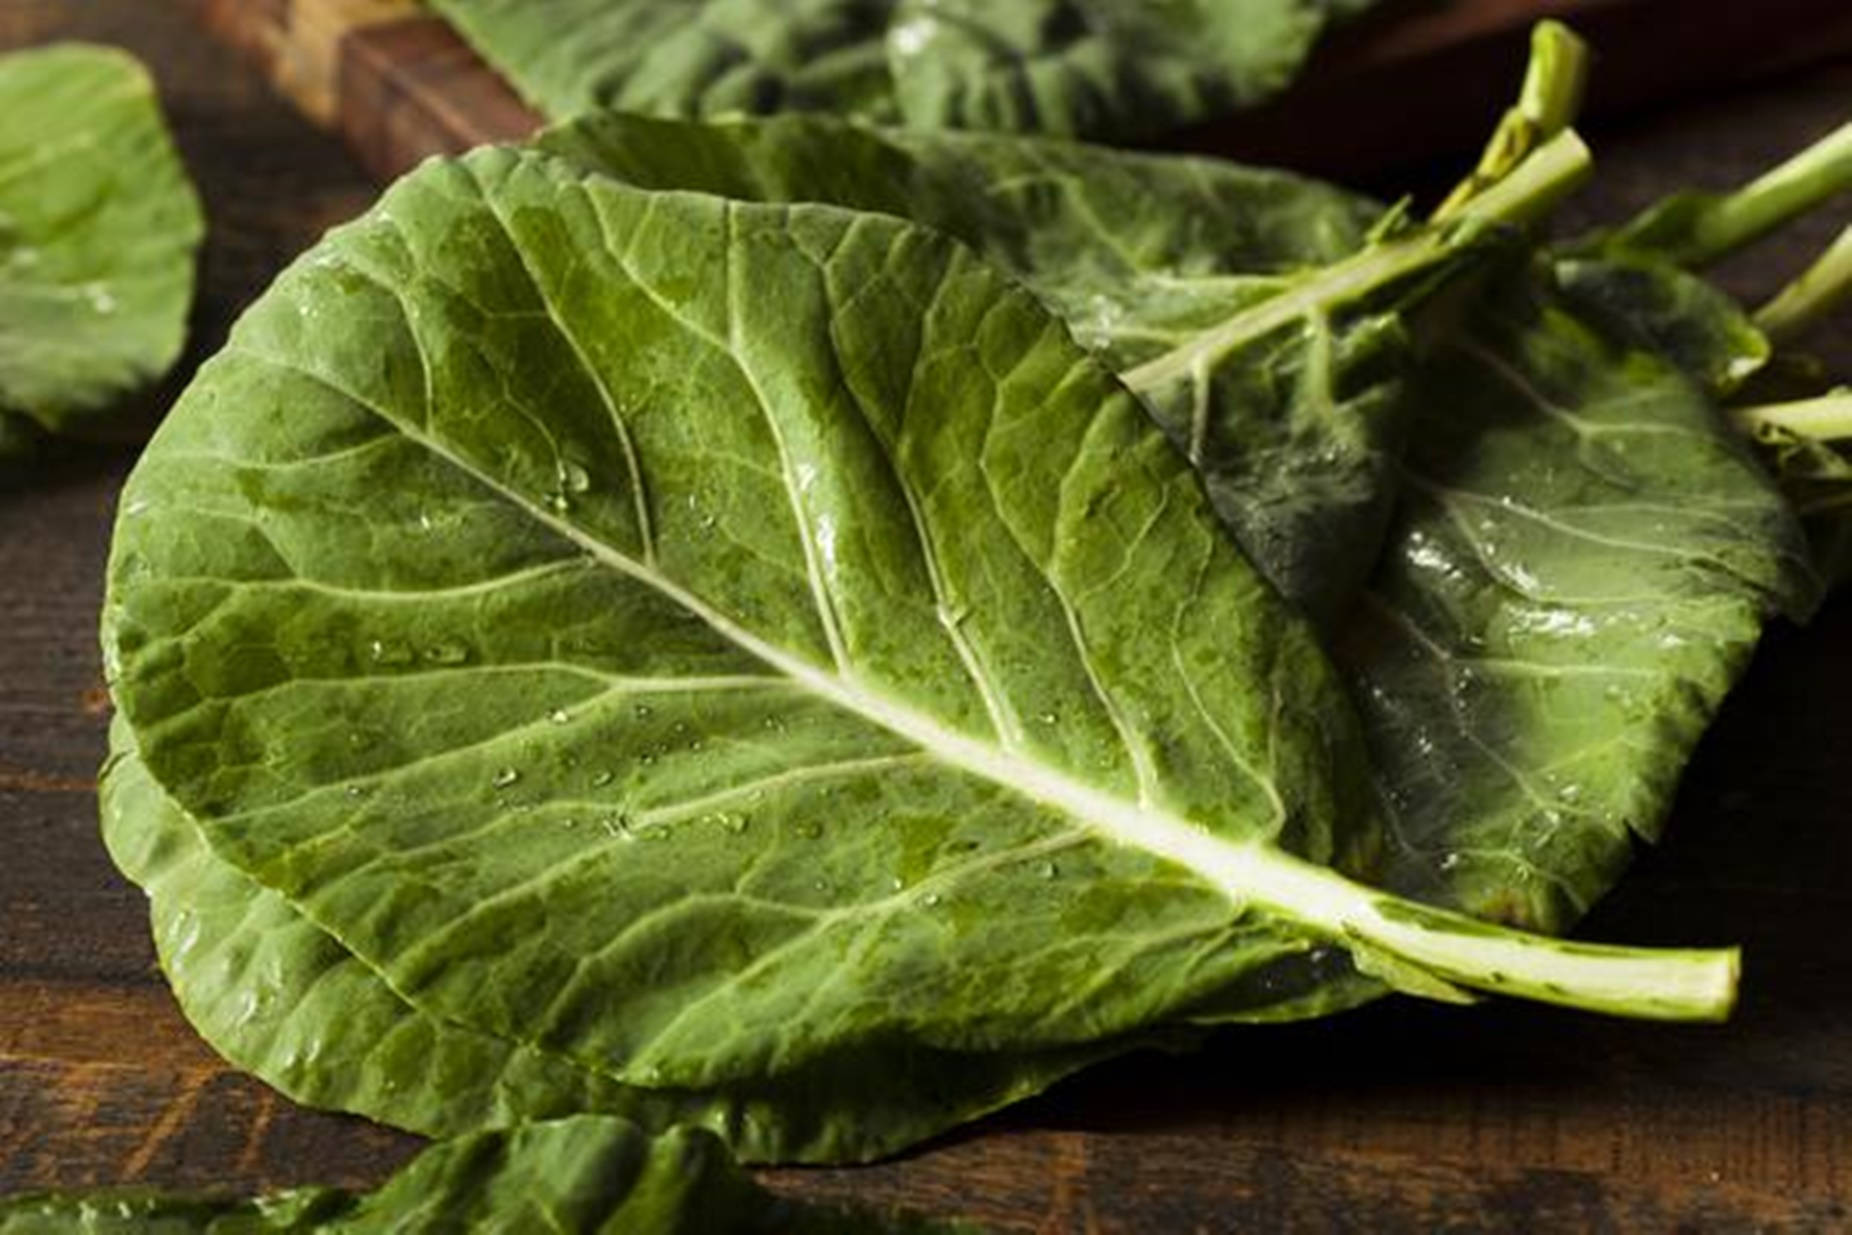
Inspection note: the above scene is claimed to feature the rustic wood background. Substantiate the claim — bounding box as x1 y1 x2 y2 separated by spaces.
2 2 1851 1230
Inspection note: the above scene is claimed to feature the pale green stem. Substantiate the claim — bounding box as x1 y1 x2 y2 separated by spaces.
1731 390 1852 443
1120 130 1592 397
1453 127 1593 231
1433 20 1589 223
1248 849 1738 1021
1755 223 1852 341
1608 120 1852 267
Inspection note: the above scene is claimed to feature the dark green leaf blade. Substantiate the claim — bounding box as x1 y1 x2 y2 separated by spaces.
882 0 1337 140
425 0 904 126
1346 266 1816 932
106 144 1389 1091
104 143 1732 1140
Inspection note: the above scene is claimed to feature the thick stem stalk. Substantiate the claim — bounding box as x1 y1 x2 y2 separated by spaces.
1604 120 1852 268
1731 391 1852 443
1120 131 1592 396
1433 20 1589 223
1755 223 1852 341
1222 847 1739 1021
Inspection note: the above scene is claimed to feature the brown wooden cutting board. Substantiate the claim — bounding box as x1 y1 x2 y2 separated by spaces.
179 0 1852 183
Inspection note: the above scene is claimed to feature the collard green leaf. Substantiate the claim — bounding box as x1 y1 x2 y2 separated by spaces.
1345 264 1816 932
426 0 1371 141
1553 254 1770 398
99 718 1152 1164
0 44 202 456
104 143 1731 1139
0 1116 965 1233
104 143 1384 1089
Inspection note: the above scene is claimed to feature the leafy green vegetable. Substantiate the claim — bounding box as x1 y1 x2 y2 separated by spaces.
103 142 1737 1142
0 44 203 457
0 1116 964 1232
94 20 1850 1188
426 0 1374 141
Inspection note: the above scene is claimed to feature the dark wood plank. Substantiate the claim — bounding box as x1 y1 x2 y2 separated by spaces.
2 2 1851 1230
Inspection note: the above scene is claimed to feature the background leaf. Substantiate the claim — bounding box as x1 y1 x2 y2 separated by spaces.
427 0 1371 141
0 44 202 456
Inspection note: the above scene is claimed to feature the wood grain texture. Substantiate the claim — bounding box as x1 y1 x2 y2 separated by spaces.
3 3 1852 1230
182 0 420 124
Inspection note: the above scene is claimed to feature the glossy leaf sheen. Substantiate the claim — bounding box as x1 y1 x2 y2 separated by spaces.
1349 265 1814 930
0 44 202 454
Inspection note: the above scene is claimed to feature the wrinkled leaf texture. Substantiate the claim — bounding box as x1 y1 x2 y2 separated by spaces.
0 44 202 457
426 0 1373 143
100 717 1155 1162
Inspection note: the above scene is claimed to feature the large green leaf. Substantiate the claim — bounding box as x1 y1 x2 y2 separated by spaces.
0 44 202 456
426 0 1371 141
0 1116 966 1232
104 145 1727 1122
99 718 1154 1164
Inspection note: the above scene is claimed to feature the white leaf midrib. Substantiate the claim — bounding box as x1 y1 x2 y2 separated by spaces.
277 344 1364 939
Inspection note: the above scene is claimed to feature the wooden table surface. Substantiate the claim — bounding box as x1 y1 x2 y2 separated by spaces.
4 3 1852 1230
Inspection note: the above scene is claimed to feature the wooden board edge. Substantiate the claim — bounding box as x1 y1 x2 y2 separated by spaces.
176 0 540 181
340 16 541 177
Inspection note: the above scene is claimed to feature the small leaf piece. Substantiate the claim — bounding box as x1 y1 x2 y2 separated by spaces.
0 44 203 456
0 1116 970 1232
